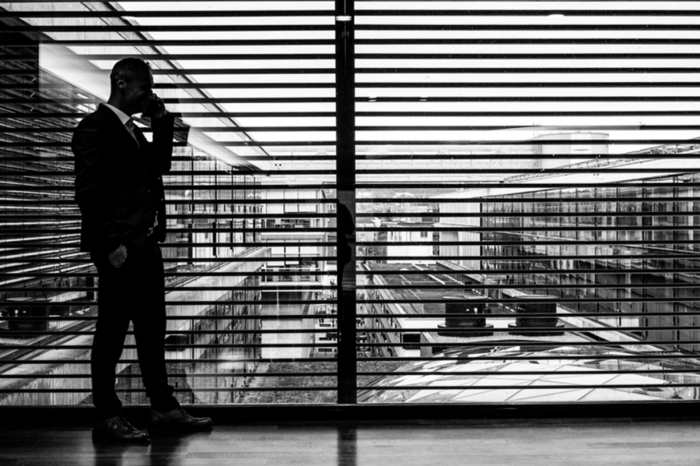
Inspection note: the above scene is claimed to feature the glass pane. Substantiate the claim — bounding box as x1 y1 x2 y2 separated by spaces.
354 0 700 404
0 0 337 405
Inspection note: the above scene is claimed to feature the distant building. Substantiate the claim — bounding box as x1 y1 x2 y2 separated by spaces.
531 132 609 169
385 220 434 264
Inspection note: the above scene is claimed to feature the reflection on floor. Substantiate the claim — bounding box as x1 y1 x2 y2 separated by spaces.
1 418 700 466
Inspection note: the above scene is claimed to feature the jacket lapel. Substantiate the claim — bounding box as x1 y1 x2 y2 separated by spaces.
97 104 140 152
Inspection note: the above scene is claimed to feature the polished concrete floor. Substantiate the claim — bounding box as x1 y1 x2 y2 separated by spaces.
1 418 699 466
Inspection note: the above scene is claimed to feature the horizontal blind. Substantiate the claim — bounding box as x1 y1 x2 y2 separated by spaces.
2 0 700 409
0 0 340 406
354 0 700 404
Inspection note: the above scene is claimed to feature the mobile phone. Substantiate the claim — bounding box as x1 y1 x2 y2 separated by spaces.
144 93 160 117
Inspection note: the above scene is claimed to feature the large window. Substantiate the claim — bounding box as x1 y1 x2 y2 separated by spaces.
1 1 700 408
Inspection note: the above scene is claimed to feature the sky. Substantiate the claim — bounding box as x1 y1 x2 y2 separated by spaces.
30 1 700 180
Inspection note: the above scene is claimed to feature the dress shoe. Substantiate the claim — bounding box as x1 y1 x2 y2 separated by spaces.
92 415 150 443
147 407 213 431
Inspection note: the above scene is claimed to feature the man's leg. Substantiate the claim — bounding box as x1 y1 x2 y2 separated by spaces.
133 237 213 431
90 250 132 420
131 238 177 411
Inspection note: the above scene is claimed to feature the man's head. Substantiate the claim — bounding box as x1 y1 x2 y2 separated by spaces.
108 58 154 116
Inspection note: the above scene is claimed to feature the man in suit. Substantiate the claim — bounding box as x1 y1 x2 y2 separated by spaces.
72 58 212 443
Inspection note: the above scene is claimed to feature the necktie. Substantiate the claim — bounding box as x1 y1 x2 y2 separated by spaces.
125 118 140 147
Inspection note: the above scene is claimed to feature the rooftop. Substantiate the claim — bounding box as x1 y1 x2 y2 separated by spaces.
359 344 700 404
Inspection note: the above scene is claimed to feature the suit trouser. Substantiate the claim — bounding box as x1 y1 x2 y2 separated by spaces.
90 235 178 419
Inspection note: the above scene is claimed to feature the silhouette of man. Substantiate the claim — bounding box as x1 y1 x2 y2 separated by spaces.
72 57 212 442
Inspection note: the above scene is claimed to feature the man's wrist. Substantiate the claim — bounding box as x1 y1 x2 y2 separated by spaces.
111 244 125 254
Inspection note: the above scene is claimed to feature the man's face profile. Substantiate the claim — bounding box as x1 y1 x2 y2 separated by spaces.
118 70 154 115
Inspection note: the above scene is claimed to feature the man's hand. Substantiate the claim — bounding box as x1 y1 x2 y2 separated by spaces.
108 244 128 268
144 94 167 119
147 216 158 236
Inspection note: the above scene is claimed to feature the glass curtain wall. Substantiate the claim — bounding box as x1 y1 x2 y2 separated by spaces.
354 1 700 404
2 1 700 408
0 0 338 405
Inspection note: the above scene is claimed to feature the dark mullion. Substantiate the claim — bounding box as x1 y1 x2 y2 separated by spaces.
335 0 357 405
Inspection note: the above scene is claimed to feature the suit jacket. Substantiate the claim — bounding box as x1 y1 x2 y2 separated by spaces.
72 104 174 253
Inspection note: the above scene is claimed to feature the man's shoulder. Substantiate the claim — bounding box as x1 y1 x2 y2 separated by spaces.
72 106 119 150
76 105 115 130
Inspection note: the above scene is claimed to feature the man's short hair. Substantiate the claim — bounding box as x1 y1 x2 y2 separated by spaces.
110 58 151 84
